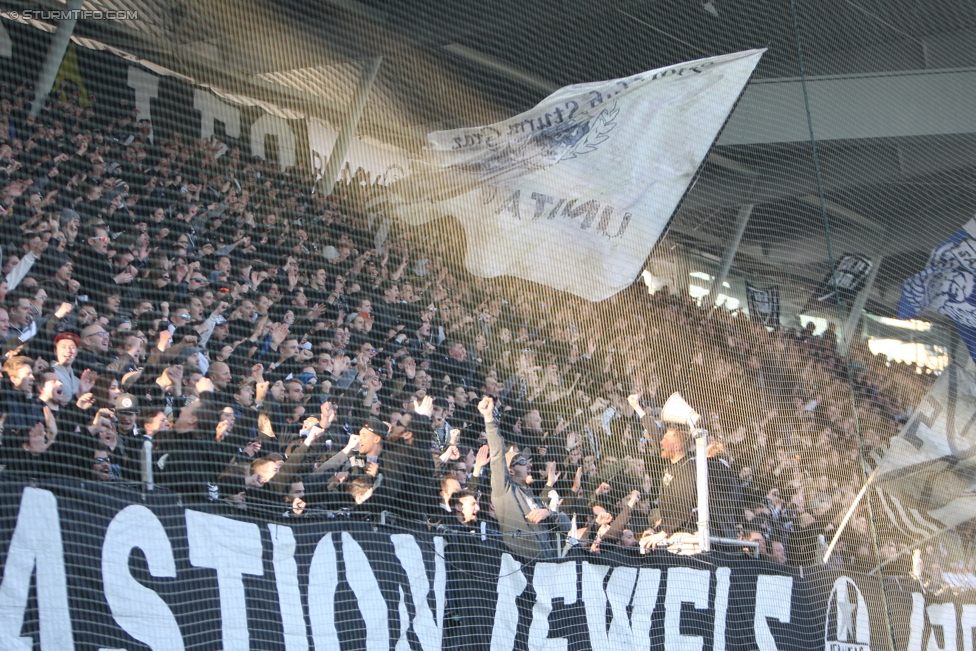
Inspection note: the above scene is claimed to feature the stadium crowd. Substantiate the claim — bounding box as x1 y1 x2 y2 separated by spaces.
1 75 968 577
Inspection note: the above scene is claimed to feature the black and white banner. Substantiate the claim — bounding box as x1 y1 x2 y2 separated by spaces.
0 480 973 650
307 117 411 185
809 254 873 311
0 480 811 651
886 581 976 651
747 282 780 327
0 18 309 172
806 567 893 651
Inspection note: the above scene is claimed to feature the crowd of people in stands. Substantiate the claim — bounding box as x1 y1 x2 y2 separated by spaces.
1 74 970 577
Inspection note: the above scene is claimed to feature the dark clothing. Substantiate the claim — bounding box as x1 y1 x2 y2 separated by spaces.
40 277 77 307
372 300 404 333
708 456 745 540
305 445 385 504
142 384 189 420
107 353 140 377
265 356 305 385
200 388 234 412
73 248 118 298
305 286 332 311
74 348 112 375
2 447 59 478
107 435 140 482
638 413 666 506
50 413 99 479
0 381 46 431
378 439 441 521
451 403 479 435
247 436 319 513
155 435 238 503
303 470 350 512
485 419 569 560
657 455 697 535
227 316 256 343
230 402 260 442
432 354 478 389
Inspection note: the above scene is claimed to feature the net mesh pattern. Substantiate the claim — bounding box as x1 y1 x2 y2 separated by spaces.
0 1 971 649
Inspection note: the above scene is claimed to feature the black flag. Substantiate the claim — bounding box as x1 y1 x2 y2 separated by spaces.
808 254 872 310
746 282 780 327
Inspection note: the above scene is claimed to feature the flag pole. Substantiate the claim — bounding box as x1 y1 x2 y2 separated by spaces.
823 468 878 563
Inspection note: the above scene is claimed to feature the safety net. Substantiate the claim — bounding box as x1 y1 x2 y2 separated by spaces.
0 0 971 649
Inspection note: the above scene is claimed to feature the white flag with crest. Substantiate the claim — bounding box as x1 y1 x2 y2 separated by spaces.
392 49 764 301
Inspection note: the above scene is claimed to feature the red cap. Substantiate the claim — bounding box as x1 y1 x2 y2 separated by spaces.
54 332 81 346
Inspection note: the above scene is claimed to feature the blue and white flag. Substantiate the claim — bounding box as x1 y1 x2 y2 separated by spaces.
898 218 976 362
391 49 765 301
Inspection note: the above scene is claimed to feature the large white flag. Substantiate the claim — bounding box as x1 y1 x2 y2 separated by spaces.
872 363 976 541
392 49 764 301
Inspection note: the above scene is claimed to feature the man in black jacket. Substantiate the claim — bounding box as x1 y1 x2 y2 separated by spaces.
379 409 441 521
654 427 697 536
75 324 112 375
73 223 134 300
1 355 46 432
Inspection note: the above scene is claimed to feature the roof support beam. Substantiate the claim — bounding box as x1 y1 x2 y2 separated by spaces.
30 0 84 118
317 56 382 197
719 67 976 146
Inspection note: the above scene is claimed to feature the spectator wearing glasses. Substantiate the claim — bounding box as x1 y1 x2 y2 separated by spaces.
509 454 532 487
75 324 112 375
478 395 571 560
188 271 210 292
167 304 195 334
450 460 469 487
91 448 115 482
